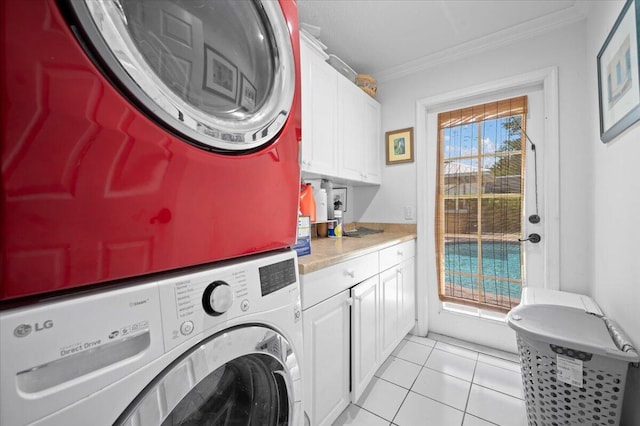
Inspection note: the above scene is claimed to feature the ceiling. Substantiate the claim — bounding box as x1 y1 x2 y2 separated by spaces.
297 0 590 82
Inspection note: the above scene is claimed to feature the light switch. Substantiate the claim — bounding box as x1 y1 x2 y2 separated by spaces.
404 206 414 220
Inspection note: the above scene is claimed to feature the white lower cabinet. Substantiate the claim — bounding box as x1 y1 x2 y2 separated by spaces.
301 239 416 425
379 256 417 361
350 275 379 402
379 266 400 361
398 257 416 338
303 290 351 426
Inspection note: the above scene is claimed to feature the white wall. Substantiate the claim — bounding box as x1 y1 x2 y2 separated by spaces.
586 2 640 424
355 19 593 294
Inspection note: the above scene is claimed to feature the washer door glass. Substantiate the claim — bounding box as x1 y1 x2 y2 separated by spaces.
73 0 295 151
115 326 300 425
164 354 288 425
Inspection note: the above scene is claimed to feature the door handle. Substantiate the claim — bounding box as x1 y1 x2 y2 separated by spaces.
519 233 541 243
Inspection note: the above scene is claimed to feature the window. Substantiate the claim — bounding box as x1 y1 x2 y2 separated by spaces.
436 96 527 312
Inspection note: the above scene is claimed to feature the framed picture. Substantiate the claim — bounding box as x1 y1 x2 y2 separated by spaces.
333 187 347 212
240 74 257 111
203 45 238 102
385 127 414 164
597 0 640 143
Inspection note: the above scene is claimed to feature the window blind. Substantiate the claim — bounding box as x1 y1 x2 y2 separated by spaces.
435 96 527 312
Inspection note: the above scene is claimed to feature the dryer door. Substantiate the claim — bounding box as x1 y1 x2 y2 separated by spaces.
115 326 301 425
69 0 295 152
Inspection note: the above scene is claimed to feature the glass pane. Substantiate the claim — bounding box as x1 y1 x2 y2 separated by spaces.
482 154 522 194
443 272 478 299
481 198 522 236
445 240 478 275
481 278 521 309
122 0 274 119
163 354 287 425
481 241 522 281
481 234 522 309
443 123 478 159
444 239 480 298
444 199 477 235
481 116 523 154
443 159 480 196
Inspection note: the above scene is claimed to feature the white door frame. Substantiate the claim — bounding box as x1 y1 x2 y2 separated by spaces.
414 67 560 347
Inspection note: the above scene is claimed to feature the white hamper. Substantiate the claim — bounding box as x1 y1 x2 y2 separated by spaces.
507 290 639 425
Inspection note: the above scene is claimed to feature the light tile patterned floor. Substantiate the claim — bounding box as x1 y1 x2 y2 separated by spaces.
332 333 527 426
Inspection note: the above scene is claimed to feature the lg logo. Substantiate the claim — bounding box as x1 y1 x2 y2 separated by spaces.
13 320 53 337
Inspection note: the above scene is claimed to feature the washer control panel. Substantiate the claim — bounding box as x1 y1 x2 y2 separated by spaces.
158 249 299 352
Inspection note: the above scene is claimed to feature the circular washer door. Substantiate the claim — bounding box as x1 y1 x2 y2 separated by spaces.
70 0 295 152
115 325 301 425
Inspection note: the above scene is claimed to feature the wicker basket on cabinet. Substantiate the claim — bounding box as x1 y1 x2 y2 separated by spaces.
355 74 377 98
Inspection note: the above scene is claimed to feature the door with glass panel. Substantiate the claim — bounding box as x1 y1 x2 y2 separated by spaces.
435 95 540 313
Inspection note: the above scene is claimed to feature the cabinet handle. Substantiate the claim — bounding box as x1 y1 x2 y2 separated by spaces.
345 270 355 278
397 250 403 256
346 297 353 306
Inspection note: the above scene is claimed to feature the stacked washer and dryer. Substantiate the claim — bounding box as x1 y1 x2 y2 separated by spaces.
0 0 304 424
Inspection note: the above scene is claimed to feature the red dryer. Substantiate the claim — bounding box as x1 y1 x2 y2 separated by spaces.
1 0 301 300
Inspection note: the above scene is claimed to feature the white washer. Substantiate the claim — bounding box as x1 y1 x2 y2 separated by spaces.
0 249 303 426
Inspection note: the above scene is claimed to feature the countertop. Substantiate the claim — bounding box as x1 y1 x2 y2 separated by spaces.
297 223 416 274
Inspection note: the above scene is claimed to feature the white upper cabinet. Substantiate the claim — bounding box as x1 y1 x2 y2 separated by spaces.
361 93 382 184
337 77 381 184
300 36 381 185
300 38 339 176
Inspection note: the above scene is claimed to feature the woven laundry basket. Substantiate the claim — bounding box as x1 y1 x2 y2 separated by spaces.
507 303 639 426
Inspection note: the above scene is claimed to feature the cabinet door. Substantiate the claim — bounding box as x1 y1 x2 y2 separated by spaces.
300 41 338 176
379 267 399 361
338 76 382 184
398 257 416 337
303 290 350 426
337 76 364 181
361 96 381 184
351 275 379 402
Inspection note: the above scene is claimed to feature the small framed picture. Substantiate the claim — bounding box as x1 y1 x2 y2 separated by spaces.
240 74 257 111
597 0 640 143
385 127 414 164
333 187 347 212
203 45 238 102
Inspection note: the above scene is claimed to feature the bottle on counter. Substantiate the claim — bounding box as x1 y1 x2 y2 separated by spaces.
327 220 335 237
333 210 343 238
321 179 334 220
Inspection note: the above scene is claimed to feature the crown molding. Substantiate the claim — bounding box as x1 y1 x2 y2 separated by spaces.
376 3 589 83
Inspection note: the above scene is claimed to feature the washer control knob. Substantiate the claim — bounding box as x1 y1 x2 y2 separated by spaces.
180 321 194 336
202 281 234 316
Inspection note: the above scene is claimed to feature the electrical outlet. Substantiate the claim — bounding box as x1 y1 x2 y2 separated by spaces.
404 205 414 220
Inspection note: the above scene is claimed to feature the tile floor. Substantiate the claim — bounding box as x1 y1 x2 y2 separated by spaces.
333 333 527 426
